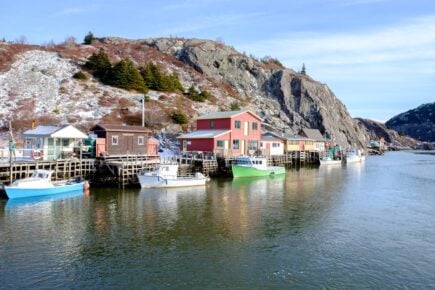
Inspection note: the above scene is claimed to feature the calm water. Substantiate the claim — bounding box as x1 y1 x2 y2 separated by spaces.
1 151 435 288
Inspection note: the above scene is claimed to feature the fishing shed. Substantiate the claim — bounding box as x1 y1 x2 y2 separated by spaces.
23 125 88 160
90 124 152 156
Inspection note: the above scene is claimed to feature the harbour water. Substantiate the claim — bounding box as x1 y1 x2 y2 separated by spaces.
1 151 435 288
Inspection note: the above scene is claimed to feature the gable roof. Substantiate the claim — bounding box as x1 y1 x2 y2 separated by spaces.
261 136 284 142
177 130 231 139
299 128 325 141
282 133 314 141
91 124 151 133
197 110 261 121
23 125 88 139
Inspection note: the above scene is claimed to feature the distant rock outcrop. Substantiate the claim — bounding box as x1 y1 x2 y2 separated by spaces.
385 102 435 142
355 118 418 148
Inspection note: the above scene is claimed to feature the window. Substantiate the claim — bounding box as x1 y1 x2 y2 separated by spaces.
248 140 258 150
252 122 258 130
216 140 224 148
272 142 280 148
138 136 144 145
62 139 69 147
234 120 241 129
112 135 119 145
210 120 215 128
233 139 239 149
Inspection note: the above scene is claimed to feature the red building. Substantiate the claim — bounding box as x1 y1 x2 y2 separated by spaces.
177 110 262 156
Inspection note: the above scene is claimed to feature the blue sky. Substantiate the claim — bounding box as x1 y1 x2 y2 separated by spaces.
1 0 435 121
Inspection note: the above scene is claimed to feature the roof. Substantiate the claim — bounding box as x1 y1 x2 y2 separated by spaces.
23 125 88 139
197 110 261 121
91 124 151 133
283 133 314 141
177 130 231 139
261 136 284 142
299 128 325 141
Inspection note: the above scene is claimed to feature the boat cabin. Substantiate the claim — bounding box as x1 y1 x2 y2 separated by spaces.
235 156 268 170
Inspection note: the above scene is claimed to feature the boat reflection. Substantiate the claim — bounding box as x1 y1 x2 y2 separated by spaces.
5 190 85 209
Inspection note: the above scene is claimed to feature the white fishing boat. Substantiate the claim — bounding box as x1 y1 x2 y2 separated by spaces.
319 156 342 165
3 169 86 199
346 148 365 163
137 164 208 188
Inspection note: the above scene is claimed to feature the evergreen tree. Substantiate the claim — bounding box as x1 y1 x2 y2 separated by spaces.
230 101 241 111
106 58 147 92
140 62 184 92
301 63 306 75
85 48 111 79
83 31 95 45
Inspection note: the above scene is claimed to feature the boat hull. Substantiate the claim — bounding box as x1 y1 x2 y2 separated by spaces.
138 175 207 188
231 165 285 178
319 159 342 165
4 182 84 199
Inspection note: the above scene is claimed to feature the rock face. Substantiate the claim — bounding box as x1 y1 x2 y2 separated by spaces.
146 38 366 147
386 102 435 142
1 37 370 147
355 118 418 148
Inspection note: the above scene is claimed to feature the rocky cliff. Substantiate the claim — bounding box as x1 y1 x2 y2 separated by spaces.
354 118 418 148
0 37 368 147
386 102 435 142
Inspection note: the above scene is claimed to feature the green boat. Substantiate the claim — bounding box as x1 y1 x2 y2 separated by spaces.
231 156 286 178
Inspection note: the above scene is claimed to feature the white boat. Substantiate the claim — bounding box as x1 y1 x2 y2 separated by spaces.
3 169 85 199
346 148 365 163
137 164 208 188
319 156 342 165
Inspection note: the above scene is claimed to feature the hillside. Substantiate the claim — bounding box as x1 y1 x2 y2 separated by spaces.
354 118 418 148
386 102 435 142
0 37 368 147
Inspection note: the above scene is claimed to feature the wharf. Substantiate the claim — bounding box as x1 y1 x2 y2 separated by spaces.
0 151 319 188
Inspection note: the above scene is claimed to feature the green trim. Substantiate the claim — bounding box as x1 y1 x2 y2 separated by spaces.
231 165 285 178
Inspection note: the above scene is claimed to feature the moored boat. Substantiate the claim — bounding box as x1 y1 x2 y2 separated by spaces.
346 148 365 163
137 164 208 188
231 156 285 178
3 170 86 199
319 156 342 165
320 145 343 166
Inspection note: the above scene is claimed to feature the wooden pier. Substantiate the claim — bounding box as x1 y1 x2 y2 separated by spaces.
0 151 320 188
0 159 96 185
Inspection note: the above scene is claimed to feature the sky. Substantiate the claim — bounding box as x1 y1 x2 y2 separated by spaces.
1 0 435 122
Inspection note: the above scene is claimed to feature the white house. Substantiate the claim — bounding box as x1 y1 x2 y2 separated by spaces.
260 134 285 156
23 125 88 160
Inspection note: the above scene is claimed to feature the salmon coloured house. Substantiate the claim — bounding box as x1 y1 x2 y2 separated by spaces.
177 110 262 156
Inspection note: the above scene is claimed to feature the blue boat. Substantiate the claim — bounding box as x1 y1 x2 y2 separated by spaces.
3 170 86 199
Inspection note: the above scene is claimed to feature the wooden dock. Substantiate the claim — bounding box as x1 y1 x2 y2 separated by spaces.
0 159 96 185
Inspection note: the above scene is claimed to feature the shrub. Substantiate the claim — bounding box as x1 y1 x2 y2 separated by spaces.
170 112 188 124
72 71 88 80
140 62 183 92
83 31 95 45
230 101 241 110
186 85 210 102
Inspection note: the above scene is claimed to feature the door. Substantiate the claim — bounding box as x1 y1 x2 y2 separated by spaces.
224 140 229 155
241 140 245 155
182 140 188 153
126 136 134 153
244 121 249 136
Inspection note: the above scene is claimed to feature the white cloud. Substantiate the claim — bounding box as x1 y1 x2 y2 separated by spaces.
156 12 265 36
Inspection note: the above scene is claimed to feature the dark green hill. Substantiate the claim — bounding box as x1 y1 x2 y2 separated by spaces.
385 102 435 142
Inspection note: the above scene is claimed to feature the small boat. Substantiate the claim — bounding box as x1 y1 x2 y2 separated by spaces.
137 164 208 188
346 148 365 163
319 156 342 165
320 145 343 166
3 169 86 199
231 156 285 178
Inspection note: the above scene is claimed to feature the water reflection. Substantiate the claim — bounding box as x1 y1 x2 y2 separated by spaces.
4 190 85 209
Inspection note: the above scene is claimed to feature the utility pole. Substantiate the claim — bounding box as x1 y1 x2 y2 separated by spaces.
142 95 145 127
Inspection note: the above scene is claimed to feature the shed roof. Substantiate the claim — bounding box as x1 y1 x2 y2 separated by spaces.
197 110 261 121
283 133 314 141
91 124 151 133
299 128 325 141
261 136 284 142
23 125 87 139
177 130 231 139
